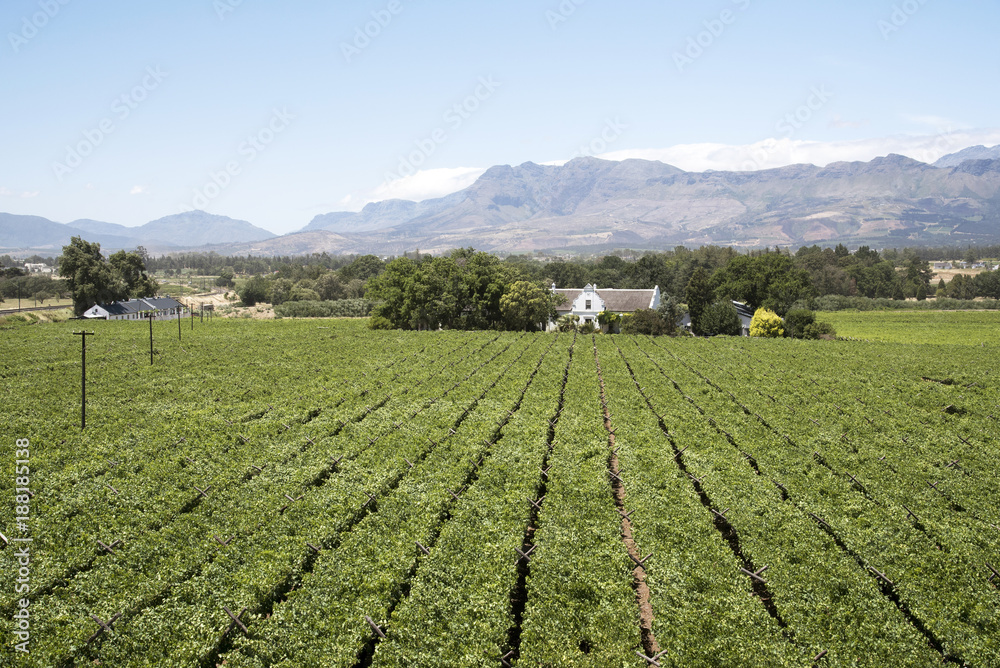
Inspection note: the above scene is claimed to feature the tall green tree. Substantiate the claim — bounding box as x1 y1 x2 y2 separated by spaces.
713 252 814 315
685 267 713 336
58 237 157 315
699 301 743 336
500 281 558 332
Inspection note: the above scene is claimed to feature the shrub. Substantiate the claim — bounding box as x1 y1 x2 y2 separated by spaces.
596 310 621 332
749 308 784 338
620 309 668 336
803 321 837 340
556 314 580 332
274 299 375 319
784 308 816 339
699 301 742 336
368 315 394 330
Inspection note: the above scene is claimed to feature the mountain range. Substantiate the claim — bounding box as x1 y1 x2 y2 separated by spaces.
4 145 1000 256
0 211 274 254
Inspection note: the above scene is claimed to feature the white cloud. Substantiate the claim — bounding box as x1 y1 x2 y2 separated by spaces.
598 129 1000 172
130 185 149 195
0 187 12 196
20 191 39 198
369 166 486 203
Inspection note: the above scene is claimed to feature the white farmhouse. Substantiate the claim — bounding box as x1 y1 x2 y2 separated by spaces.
549 284 660 330
84 297 187 321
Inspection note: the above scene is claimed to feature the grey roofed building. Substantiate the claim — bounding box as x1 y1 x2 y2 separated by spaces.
83 297 186 321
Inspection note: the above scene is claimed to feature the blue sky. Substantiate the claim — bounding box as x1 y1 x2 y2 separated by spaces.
2 0 998 235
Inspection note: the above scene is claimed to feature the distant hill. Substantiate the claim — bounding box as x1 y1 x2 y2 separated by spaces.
139 212 275 247
0 211 275 253
934 145 1000 168
303 195 465 234
0 214 92 251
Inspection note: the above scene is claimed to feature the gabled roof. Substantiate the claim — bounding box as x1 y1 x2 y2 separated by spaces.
600 289 655 312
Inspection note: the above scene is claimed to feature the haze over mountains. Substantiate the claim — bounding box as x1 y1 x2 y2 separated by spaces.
0 211 274 253
4 147 1000 256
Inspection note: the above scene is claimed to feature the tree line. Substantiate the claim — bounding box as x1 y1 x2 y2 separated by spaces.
35 238 1000 322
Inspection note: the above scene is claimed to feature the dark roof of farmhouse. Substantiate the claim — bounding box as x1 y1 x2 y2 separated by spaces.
732 301 754 319
553 287 656 313
94 297 184 313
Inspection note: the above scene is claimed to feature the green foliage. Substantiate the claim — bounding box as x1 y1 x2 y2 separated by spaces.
556 314 580 332
238 275 270 306
699 301 743 336
784 308 816 339
685 267 713 335
274 299 374 318
802 320 837 339
58 236 157 315
655 295 683 336
714 251 815 316
596 309 620 332
367 250 552 331
620 308 668 335
215 267 236 288
500 280 557 331
749 308 784 337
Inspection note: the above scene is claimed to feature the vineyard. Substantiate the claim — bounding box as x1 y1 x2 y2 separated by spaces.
1 318 998 667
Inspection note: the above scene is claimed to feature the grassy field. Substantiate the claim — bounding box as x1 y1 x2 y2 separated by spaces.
2 317 998 666
819 309 1000 346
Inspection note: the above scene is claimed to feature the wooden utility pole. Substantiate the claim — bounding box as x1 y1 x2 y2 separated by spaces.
73 331 94 428
147 312 155 365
